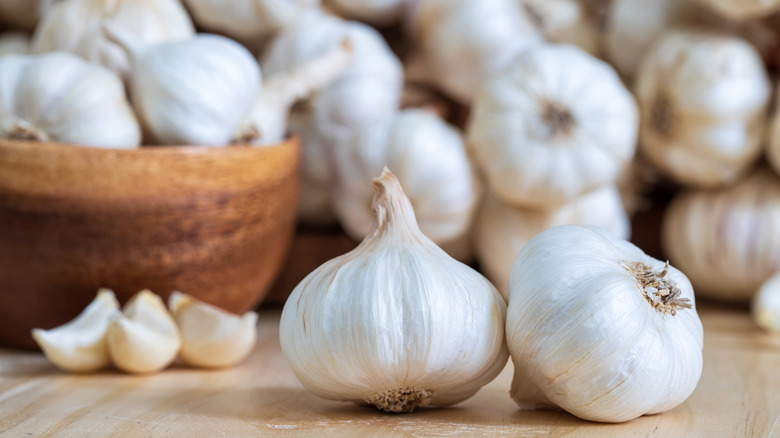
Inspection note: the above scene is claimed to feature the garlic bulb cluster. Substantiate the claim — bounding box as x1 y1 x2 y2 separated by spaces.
0 32 30 57
521 0 600 55
0 52 141 148
634 29 771 188
467 43 638 209
475 185 630 298
507 225 703 423
280 169 508 413
698 0 780 21
327 0 405 26
662 168 780 302
753 273 780 334
32 0 194 80
331 109 481 260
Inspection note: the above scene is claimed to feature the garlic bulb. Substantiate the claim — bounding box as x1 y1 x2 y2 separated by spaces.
475 185 630 298
507 225 703 423
698 0 780 21
521 0 600 54
169 292 258 368
634 29 771 188
0 52 141 148
331 109 481 260
467 43 638 209
104 24 261 146
280 169 508 413
326 0 405 26
753 273 780 334
662 168 780 302
107 290 181 374
32 289 120 373
405 0 541 103
32 0 194 80
0 0 57 31
0 32 30 57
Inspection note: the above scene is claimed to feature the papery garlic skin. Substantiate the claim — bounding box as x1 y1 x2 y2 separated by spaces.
280 169 508 413
32 289 120 373
0 32 30 58
521 0 600 55
328 0 405 26
475 185 630 298
467 43 638 209
698 0 780 21
663 168 780 302
753 273 780 334
635 29 770 188
0 52 141 148
507 225 703 423
32 0 194 80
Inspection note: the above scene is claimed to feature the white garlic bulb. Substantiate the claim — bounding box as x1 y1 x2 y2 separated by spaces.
635 29 771 188
32 0 194 80
467 43 638 209
663 168 780 302
280 169 508 413
521 0 600 55
475 185 630 298
405 0 541 103
327 0 405 26
0 0 57 31
507 225 703 423
331 109 481 260
698 0 780 21
753 273 780 334
32 289 120 373
105 24 261 146
0 52 141 148
0 32 30 58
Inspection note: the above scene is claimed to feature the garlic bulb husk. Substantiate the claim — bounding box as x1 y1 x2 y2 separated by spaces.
634 29 771 188
331 109 481 261
32 0 194 80
280 169 508 413
662 167 780 302
0 52 141 148
104 24 261 146
169 292 258 368
753 273 780 334
507 225 703 423
475 185 630 299
405 0 541 103
0 0 57 31
107 290 181 374
0 32 30 58
327 0 405 26
698 0 780 21
467 43 638 209
521 0 600 55
32 289 120 373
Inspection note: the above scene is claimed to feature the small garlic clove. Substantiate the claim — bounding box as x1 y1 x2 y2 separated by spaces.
107 290 181 374
168 292 257 368
32 289 119 373
752 274 780 334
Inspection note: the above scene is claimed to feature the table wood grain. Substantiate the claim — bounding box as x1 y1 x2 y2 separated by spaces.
1 302 778 437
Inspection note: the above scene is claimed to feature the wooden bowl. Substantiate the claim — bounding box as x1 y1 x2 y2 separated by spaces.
0 138 301 349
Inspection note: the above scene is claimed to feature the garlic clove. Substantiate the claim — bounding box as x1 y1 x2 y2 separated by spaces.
107 290 181 374
753 273 780 334
168 292 257 369
32 289 119 373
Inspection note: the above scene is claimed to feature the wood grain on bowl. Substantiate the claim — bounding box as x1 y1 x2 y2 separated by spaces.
0 138 301 349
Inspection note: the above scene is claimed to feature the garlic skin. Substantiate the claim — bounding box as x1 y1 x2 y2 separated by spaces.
663 168 780 302
475 185 630 299
104 24 261 146
467 43 638 209
32 289 120 373
107 290 181 374
521 0 600 55
753 273 780 334
169 292 258 368
280 169 508 413
698 0 780 21
635 29 770 188
507 225 703 423
0 52 141 148
327 0 405 26
0 32 30 58
32 0 194 80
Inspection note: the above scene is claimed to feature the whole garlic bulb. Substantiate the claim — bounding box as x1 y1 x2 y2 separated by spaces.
32 0 194 80
662 168 780 302
105 24 261 146
327 0 405 26
0 52 141 148
467 43 638 209
405 0 541 103
635 29 770 188
521 0 600 55
331 109 481 259
0 32 30 58
280 169 508 413
698 0 780 21
753 273 780 334
475 185 630 298
507 225 703 423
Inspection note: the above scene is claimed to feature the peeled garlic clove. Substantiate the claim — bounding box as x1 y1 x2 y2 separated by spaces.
32 289 119 373
281 169 508 413
507 225 703 423
753 273 780 334
169 292 257 368
698 0 780 21
107 290 181 374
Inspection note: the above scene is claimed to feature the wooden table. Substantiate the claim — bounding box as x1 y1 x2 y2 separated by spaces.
1 302 778 437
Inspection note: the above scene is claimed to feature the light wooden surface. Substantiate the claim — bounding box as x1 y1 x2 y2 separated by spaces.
1 303 779 437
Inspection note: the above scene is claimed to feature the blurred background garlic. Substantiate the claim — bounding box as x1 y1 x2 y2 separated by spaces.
697 0 780 21
0 52 141 148
0 0 57 31
520 0 600 55
634 29 771 188
765 98 780 175
0 32 30 58
326 0 405 27
753 273 780 334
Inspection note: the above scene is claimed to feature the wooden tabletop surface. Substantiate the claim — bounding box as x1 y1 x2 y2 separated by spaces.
1 302 778 437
